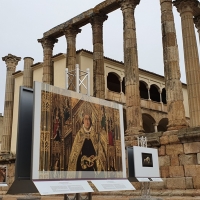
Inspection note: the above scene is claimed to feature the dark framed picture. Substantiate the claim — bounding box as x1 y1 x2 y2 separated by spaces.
142 153 153 167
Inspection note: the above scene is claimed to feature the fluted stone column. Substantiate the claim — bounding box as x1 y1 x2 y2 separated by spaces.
64 27 81 91
1 54 21 153
38 37 58 85
120 0 143 145
194 15 200 43
23 57 34 88
160 0 188 130
173 0 200 127
90 13 108 98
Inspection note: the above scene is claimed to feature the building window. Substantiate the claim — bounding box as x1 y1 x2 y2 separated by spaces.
107 72 120 93
150 84 160 103
139 81 148 99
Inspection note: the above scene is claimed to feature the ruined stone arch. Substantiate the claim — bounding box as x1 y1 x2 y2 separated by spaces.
158 118 168 132
142 113 156 133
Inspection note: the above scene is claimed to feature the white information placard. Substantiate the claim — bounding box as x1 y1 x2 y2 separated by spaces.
91 179 135 192
137 178 150 182
33 180 93 195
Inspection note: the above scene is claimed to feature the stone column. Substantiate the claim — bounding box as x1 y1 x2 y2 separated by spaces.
23 57 34 88
90 13 108 99
120 0 143 145
161 0 188 130
38 37 58 85
194 15 200 43
173 0 200 127
64 27 81 91
1 54 21 153
154 123 158 132
147 86 151 100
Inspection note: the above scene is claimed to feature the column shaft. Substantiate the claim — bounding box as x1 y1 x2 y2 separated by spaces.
160 0 188 130
1 54 21 153
64 27 81 91
90 13 108 99
38 37 58 85
174 0 200 127
23 57 34 88
120 0 143 144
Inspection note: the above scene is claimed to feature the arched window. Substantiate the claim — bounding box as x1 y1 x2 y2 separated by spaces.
158 118 168 132
139 81 148 99
150 84 160 102
142 114 155 133
107 72 120 93
162 88 167 104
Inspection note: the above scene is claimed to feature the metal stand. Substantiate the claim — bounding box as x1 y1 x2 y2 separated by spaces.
141 182 150 199
131 137 162 200
64 193 92 200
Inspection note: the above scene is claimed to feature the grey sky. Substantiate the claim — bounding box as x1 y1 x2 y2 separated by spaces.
0 0 199 114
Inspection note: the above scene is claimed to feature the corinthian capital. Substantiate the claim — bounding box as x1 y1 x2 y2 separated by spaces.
2 54 21 70
119 0 140 11
173 0 198 14
90 13 108 26
38 37 58 50
64 26 81 38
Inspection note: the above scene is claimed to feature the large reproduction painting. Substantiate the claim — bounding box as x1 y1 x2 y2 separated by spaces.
32 82 126 180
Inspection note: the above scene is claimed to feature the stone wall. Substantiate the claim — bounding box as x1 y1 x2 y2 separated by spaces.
146 127 200 192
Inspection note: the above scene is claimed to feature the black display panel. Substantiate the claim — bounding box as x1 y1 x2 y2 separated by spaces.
15 87 33 180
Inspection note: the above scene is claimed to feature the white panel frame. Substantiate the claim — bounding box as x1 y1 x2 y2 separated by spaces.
133 146 160 178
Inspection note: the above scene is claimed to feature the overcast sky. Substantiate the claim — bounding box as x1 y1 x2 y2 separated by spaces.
0 0 199 114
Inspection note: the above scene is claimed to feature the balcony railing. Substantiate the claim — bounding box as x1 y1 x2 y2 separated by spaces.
105 89 167 113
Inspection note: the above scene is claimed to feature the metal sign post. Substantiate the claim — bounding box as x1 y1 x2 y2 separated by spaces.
66 64 90 95
137 136 151 199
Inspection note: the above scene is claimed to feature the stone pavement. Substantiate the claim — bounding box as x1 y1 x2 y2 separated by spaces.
1 194 200 200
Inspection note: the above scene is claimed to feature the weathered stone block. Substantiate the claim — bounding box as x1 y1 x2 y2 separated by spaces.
193 176 200 189
179 154 197 165
160 135 169 145
166 177 186 189
169 166 184 177
150 179 166 189
160 166 169 178
170 155 179 166
184 142 200 154
158 145 165 156
186 177 194 189
197 153 200 164
168 134 179 144
184 165 200 177
166 144 183 156
159 155 170 167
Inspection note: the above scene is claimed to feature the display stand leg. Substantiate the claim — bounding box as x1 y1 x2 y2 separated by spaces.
64 193 92 200
130 182 163 200
141 182 150 198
